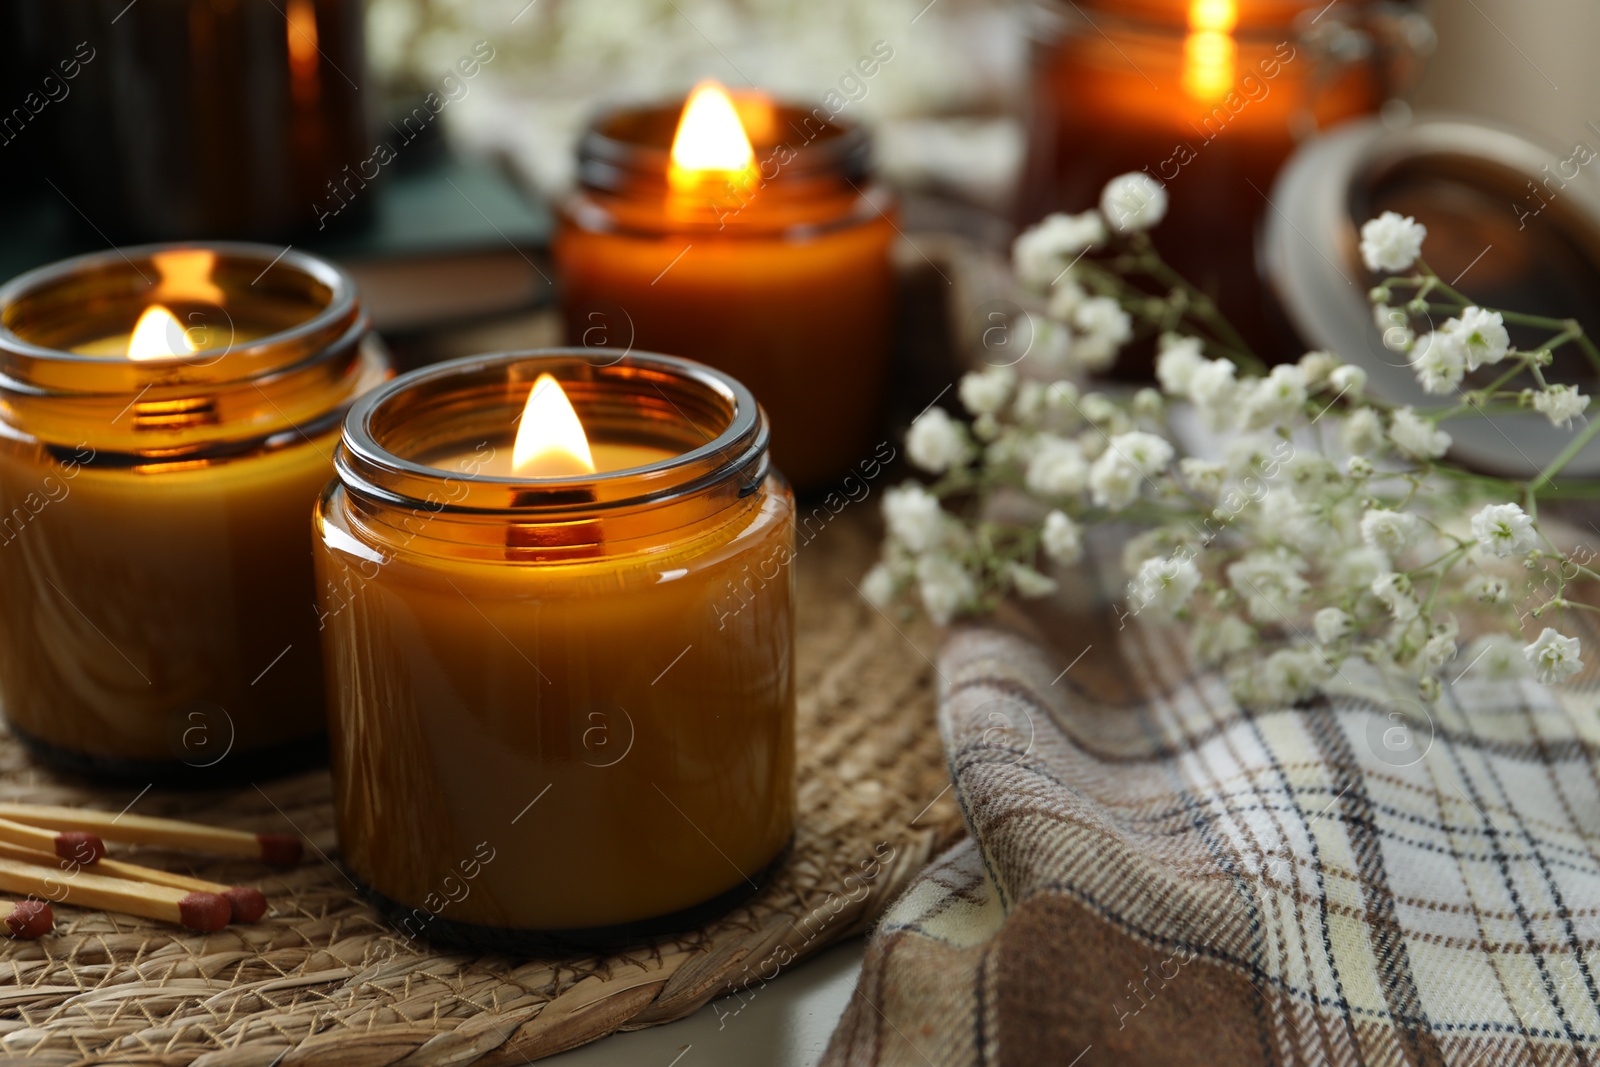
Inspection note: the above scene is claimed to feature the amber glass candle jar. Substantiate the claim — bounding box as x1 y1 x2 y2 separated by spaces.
30 0 368 240
1018 0 1430 364
316 349 796 949
555 88 896 492
0 244 388 783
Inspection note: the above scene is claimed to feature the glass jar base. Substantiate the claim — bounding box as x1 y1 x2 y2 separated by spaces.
354 837 793 955
9 723 328 790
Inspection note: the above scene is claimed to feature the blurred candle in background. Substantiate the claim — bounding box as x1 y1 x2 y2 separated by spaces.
20 0 368 241
1017 0 1432 368
555 82 896 492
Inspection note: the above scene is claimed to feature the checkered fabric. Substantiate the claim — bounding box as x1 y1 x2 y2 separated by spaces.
824 610 1600 1067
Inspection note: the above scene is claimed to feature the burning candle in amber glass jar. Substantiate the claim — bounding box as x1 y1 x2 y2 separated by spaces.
1018 0 1430 363
316 349 795 949
0 244 389 783
555 81 896 492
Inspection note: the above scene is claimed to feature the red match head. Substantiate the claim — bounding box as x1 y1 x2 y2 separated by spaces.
4 899 52 939
177 892 231 932
55 831 105 865
256 833 303 865
223 886 268 924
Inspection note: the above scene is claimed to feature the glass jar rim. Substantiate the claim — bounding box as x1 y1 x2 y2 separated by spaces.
0 241 360 394
337 348 770 518
575 97 872 193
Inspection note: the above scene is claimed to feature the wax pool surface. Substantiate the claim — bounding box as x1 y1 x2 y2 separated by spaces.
0 431 334 763
316 481 796 932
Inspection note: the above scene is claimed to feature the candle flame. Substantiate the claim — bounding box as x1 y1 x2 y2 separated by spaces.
286 0 321 106
1182 0 1237 101
669 80 754 189
127 305 197 361
512 374 596 477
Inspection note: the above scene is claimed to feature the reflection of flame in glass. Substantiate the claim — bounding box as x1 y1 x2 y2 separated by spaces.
1183 0 1237 102
669 80 755 191
513 374 596 477
128 306 196 361
152 249 224 305
286 0 321 106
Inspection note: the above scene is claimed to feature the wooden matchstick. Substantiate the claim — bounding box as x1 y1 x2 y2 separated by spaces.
0 804 301 864
0 815 103 864
0 856 229 932
0 840 267 924
2 898 52 939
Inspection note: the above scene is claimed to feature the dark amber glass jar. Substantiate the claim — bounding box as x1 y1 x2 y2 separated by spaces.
316 349 795 949
1017 0 1431 364
0 244 388 783
555 99 896 492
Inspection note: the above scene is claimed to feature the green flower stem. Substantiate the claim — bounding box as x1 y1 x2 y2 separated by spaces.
1529 412 1600 492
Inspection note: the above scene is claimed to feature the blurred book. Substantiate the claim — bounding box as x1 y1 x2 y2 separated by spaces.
0 154 553 335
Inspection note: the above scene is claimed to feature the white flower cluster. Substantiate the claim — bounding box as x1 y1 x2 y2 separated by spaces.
866 206 1597 707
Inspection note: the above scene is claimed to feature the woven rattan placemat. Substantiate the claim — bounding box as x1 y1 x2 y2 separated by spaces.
0 509 960 1066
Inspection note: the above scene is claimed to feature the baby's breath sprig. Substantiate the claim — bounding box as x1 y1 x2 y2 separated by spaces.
866 180 1596 707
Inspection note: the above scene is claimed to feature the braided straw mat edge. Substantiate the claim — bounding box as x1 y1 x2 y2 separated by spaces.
0 509 963 1066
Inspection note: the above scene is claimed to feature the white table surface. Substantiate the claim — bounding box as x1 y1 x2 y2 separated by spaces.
541 938 866 1067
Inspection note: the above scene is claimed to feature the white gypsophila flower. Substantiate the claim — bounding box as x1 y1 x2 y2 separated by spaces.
1119 529 1166 576
1314 607 1353 645
1346 456 1375 478
1388 407 1452 460
905 407 975 474
1241 364 1308 430
1463 572 1509 605
1330 364 1368 399
1077 428 1107 461
1041 509 1083 565
973 413 1001 442
1443 306 1511 370
1100 171 1168 234
1462 634 1530 681
1007 562 1059 599
958 365 1016 417
1331 547 1388 589
1299 351 1339 389
1418 631 1457 673
1079 392 1122 427
1227 551 1311 621
1107 431 1174 476
1127 554 1201 620
1340 408 1385 457
1179 457 1226 498
984 428 1030 467
1012 380 1047 424
1371 571 1420 622
1046 278 1089 322
1360 211 1427 273
1373 304 1416 353
1013 211 1107 290
860 562 898 608
1470 502 1538 558
1189 358 1239 430
1073 297 1133 347
1191 614 1255 665
916 553 977 626
1025 435 1090 498
1524 627 1583 684
1360 508 1424 556
1412 332 1466 395
1418 675 1442 703
1258 490 1326 555
1031 318 1076 375
883 483 946 553
1155 334 1206 397
1255 647 1333 706
1088 451 1141 511
1534 384 1591 428
1132 390 1163 423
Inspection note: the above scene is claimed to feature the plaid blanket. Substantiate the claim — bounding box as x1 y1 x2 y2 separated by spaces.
823 605 1600 1066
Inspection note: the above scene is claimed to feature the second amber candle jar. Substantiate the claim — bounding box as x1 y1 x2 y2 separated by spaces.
0 243 388 783
316 349 796 948
555 88 896 491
